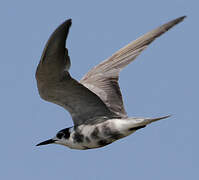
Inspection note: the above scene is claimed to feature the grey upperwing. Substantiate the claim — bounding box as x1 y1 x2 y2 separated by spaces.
80 16 186 117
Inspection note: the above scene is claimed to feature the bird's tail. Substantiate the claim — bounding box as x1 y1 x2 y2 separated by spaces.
118 115 171 132
128 115 171 127
144 115 171 124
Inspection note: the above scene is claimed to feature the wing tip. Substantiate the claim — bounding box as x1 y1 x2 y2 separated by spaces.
61 18 72 28
67 18 72 26
178 15 187 20
173 15 187 24
163 15 186 31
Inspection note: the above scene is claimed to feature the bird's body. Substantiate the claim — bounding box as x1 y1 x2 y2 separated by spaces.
57 118 126 150
36 16 185 150
54 116 169 150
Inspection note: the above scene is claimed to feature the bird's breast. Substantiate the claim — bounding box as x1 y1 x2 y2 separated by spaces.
68 119 126 149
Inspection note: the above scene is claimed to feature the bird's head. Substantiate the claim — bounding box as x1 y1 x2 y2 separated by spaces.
36 127 72 147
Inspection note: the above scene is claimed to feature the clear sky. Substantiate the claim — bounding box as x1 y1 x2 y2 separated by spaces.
0 0 198 179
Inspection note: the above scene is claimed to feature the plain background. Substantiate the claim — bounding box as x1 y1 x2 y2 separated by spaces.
0 0 198 179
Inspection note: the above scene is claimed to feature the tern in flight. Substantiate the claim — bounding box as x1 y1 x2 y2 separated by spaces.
36 16 185 150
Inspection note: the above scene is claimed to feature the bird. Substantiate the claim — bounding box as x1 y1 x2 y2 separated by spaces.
36 16 186 150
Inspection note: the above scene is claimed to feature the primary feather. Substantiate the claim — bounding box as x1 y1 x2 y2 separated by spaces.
36 16 186 126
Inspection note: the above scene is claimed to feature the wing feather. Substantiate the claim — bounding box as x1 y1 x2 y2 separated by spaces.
81 16 186 117
36 19 114 126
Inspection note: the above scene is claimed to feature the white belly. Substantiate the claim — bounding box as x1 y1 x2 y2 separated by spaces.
65 118 145 150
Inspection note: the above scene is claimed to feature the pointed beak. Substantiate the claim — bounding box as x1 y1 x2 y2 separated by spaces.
36 139 56 146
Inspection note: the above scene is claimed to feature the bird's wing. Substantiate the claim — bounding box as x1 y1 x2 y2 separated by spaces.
80 16 186 117
36 19 114 126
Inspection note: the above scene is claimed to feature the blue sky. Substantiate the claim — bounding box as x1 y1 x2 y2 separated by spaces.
0 0 198 179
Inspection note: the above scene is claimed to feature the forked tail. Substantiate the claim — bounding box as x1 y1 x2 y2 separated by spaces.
146 115 171 124
129 115 171 128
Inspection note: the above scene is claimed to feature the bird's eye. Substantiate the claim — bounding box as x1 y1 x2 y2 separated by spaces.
56 132 64 139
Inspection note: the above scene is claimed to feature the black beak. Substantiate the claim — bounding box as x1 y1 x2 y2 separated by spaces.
36 139 56 146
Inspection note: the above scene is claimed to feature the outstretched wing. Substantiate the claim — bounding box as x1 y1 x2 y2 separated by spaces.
80 16 186 117
36 19 114 126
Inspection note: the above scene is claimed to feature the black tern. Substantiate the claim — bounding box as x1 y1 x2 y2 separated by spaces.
36 16 185 150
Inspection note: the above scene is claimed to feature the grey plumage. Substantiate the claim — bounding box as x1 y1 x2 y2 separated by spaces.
36 19 114 126
36 16 186 127
80 16 185 118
